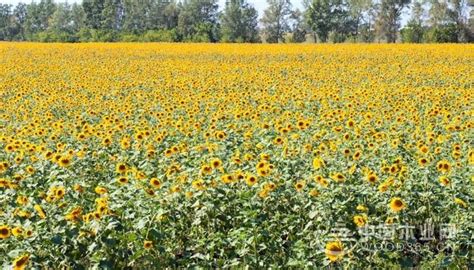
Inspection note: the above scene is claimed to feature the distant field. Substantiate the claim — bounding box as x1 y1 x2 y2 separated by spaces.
0 43 473 268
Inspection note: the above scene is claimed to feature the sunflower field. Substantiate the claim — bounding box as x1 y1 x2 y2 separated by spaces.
0 43 473 269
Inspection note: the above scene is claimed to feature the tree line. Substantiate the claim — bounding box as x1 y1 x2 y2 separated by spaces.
0 0 472 43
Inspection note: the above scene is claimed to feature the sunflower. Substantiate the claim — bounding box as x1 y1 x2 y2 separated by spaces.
74 184 84 193
439 176 450 186
5 144 15 152
170 185 181 193
385 216 396 224
257 168 269 177
0 178 8 188
145 188 155 196
256 160 267 169
135 133 144 141
117 176 128 185
144 240 153 249
34 204 46 219
436 160 451 174
389 197 405 212
200 164 212 175
353 215 366 227
454 197 468 208
418 157 429 167
120 137 131 149
116 163 128 174
245 175 258 186
55 186 66 199
331 173 345 183
309 188 319 197
0 225 10 239
294 181 305 192
366 173 378 184
342 148 351 157
96 204 107 214
258 189 269 198
26 166 35 174
94 186 108 195
76 150 86 158
221 174 234 184
96 197 108 207
12 254 29 270
314 175 329 187
185 191 193 198
389 165 399 174
25 229 33 238
312 157 325 170
232 156 242 164
164 149 173 157
418 145 429 154
346 119 355 128
210 158 222 168
215 131 226 140
11 227 24 237
378 181 390 192
192 179 205 190
58 155 72 167
273 136 284 145
14 155 22 164
352 150 362 160
16 196 28 206
150 178 161 188
325 241 343 262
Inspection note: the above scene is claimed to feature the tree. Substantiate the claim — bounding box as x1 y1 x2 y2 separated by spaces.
48 2 74 41
448 0 469 41
82 0 105 29
347 0 373 40
428 0 450 27
374 0 410 42
305 0 350 42
400 0 425 42
469 0 474 41
221 0 259 42
122 0 144 33
177 0 219 42
101 0 122 31
71 3 86 33
261 0 292 43
426 0 469 42
11 3 28 40
0 4 11 40
288 9 307 42
163 1 180 30
37 0 56 30
425 22 459 41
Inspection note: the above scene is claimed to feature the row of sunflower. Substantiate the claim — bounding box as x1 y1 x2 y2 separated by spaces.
0 43 473 268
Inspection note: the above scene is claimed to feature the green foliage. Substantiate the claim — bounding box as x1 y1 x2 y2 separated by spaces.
78 27 92 42
306 0 334 42
90 29 117 42
425 24 460 43
220 0 260 43
177 0 220 43
119 33 141 42
401 22 425 43
375 0 411 43
260 0 292 43
288 9 307 43
142 29 178 42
